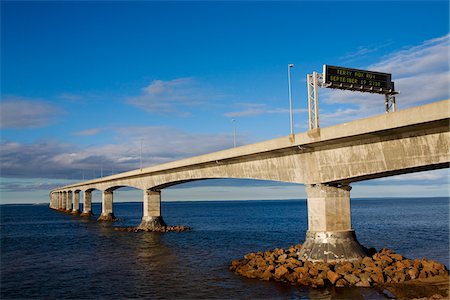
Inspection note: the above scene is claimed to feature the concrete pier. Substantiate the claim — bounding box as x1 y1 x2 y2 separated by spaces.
80 191 94 217
65 191 72 212
97 190 116 221
298 184 367 262
72 191 80 214
137 190 167 230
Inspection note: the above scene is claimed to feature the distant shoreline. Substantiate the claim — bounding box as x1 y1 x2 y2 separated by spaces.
1 196 449 206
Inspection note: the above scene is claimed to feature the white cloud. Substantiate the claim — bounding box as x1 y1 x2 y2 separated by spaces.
0 126 240 180
73 128 102 136
127 78 216 115
374 169 449 183
0 97 62 129
322 34 450 125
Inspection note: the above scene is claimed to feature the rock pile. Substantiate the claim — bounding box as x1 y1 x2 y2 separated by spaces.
114 225 191 233
230 245 449 288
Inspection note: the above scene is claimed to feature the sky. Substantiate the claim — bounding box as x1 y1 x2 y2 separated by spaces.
1 0 449 204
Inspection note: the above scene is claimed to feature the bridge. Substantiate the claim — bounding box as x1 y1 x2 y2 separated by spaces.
50 99 450 262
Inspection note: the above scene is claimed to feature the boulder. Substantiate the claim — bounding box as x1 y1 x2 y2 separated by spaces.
326 270 341 285
274 265 288 279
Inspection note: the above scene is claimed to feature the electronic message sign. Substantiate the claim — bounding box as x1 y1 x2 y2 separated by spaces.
323 65 395 94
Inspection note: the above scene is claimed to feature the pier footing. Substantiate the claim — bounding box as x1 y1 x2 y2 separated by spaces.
97 213 117 222
137 216 167 230
297 230 368 263
80 211 94 217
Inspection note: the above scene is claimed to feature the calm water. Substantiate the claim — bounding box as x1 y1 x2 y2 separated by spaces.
1 198 448 299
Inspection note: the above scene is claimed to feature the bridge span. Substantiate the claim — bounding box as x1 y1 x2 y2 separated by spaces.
50 99 449 262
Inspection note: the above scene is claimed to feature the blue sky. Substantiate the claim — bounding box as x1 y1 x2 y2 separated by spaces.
1 1 449 204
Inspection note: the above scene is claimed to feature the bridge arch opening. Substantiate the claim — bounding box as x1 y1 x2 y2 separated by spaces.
157 178 305 202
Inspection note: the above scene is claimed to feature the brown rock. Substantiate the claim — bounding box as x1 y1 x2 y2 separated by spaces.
261 270 272 281
355 278 371 287
395 260 406 270
380 255 393 265
408 267 419 279
309 267 319 277
335 262 353 275
274 265 288 279
326 270 341 285
311 278 325 288
344 274 360 285
362 256 376 268
294 266 308 276
419 269 428 279
393 272 406 283
335 278 349 287
285 272 298 283
277 254 288 263
391 253 403 261
297 277 311 286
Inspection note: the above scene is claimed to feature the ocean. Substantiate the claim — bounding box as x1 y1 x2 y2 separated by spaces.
1 198 448 299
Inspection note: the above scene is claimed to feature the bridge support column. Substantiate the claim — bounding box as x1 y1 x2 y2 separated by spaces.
80 191 94 217
298 184 367 263
98 190 117 221
59 192 64 210
57 193 61 210
66 191 73 213
72 191 80 215
137 190 167 230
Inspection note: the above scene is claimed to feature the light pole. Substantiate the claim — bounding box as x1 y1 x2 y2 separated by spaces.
232 119 236 148
287 63 294 136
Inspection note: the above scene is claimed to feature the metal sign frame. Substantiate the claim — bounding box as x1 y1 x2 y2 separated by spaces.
306 65 399 130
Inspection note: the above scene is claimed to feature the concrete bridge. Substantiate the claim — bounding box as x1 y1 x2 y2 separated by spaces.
50 99 450 262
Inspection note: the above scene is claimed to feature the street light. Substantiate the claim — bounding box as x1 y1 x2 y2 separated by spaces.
232 119 237 148
287 63 294 136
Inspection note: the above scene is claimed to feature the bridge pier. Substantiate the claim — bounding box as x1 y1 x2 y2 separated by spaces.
137 190 167 230
65 191 72 212
298 184 367 263
57 192 62 210
80 191 94 217
72 191 80 215
98 190 117 221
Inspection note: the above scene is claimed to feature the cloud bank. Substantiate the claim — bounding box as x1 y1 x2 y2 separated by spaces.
0 97 62 129
322 34 449 125
127 78 216 116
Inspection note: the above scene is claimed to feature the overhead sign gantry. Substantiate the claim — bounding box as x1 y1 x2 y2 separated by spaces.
307 65 398 130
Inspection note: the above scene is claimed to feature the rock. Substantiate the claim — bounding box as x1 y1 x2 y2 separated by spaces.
274 265 288 279
229 244 449 290
277 254 288 263
419 269 428 279
294 266 308 276
261 270 272 281
326 270 341 285
335 262 354 275
408 267 419 279
311 278 325 288
355 278 371 287
395 260 406 270
344 274 360 285
308 267 318 276
335 278 349 287
362 256 376 268
285 272 298 283
391 253 403 261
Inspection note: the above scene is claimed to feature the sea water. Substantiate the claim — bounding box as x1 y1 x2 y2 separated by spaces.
1 198 448 299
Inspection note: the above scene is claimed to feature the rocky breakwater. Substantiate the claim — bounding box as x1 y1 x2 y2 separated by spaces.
230 245 449 291
114 225 191 233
